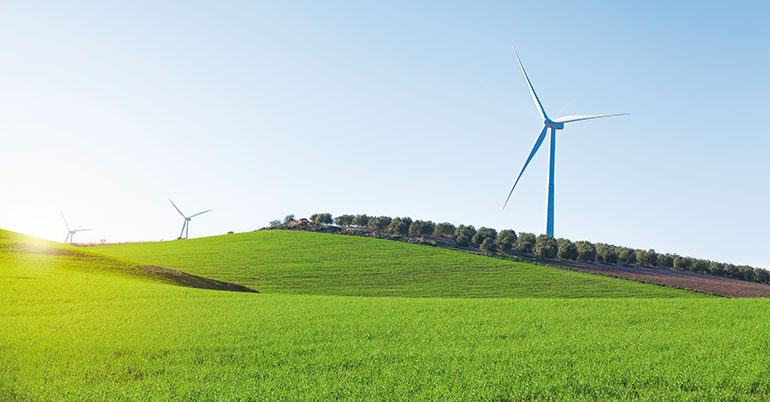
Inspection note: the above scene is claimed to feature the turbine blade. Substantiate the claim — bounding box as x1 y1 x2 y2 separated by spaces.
188 209 213 218
552 113 628 124
64 233 70 243
61 212 70 231
74 229 92 232
513 47 548 121
179 221 187 238
169 198 186 218
503 126 549 209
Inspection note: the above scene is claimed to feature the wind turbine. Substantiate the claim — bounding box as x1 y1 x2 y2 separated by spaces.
169 198 213 239
61 212 91 244
503 47 627 237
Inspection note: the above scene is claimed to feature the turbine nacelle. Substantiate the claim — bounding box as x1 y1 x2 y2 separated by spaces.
545 120 564 130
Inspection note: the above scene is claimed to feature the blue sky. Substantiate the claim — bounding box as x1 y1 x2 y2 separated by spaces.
1 1 768 267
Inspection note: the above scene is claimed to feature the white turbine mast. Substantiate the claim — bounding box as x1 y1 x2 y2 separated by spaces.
169 198 213 239
503 47 628 237
61 212 91 244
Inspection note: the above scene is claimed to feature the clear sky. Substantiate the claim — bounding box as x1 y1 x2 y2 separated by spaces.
1 1 768 267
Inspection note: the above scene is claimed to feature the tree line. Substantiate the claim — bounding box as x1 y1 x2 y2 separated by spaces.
280 213 769 285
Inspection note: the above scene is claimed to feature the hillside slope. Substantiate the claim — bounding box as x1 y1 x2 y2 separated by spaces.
92 230 703 298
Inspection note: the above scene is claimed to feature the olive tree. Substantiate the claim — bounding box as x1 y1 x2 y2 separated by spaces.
618 247 636 264
575 241 596 262
409 220 435 237
434 222 456 238
455 234 471 247
658 254 674 268
516 233 536 253
367 216 392 230
535 235 558 258
453 225 477 242
334 215 354 227
673 256 691 271
479 238 497 254
386 217 411 236
755 268 770 284
496 230 517 254
472 227 497 247
557 238 578 260
310 213 333 225
352 214 370 227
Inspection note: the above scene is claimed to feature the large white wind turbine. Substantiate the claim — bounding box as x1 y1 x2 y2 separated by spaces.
61 212 91 244
169 198 213 239
503 47 627 237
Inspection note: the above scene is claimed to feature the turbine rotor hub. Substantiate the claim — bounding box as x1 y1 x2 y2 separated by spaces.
544 120 564 130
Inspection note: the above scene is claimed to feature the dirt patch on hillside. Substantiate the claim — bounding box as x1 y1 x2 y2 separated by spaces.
137 266 257 293
548 259 770 298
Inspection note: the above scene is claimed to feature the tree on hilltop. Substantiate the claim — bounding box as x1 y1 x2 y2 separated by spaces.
516 233 536 253
352 214 370 227
310 213 333 225
472 227 497 247
556 238 578 260
496 230 517 254
480 238 497 254
535 235 558 258
334 215 354 226
575 241 596 262
434 222 456 238
453 225 476 242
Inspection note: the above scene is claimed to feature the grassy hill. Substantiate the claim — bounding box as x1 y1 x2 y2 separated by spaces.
91 230 701 298
3 228 770 401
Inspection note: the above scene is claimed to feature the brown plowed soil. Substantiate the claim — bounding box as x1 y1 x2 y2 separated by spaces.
547 259 770 298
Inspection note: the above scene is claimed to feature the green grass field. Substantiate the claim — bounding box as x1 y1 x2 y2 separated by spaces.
90 230 699 298
4 229 770 401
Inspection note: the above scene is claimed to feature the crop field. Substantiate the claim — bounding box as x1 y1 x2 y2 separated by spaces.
91 230 699 298
4 229 770 401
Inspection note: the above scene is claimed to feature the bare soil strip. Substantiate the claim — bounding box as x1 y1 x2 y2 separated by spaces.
137 265 258 293
547 259 770 298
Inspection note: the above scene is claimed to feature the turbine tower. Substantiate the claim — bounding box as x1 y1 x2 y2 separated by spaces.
503 47 627 237
61 212 91 244
169 198 213 239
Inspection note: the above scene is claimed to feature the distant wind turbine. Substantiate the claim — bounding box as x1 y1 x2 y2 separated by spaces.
61 212 91 244
169 198 213 239
503 47 627 237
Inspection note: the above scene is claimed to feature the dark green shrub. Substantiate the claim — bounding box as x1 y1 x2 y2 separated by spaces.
618 248 636 264
557 238 578 260
496 230 517 254
658 254 674 268
575 241 596 262
472 227 498 247
434 223 456 238
517 233 536 253
334 215 354 226
352 214 370 227
535 235 558 258
453 225 476 242
310 213 333 225
480 238 497 254
456 234 470 247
